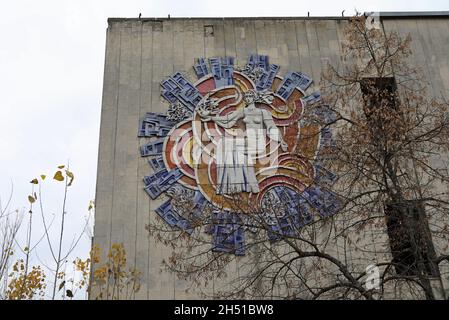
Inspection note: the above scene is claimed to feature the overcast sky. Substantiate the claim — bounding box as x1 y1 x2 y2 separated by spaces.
1 0 448 298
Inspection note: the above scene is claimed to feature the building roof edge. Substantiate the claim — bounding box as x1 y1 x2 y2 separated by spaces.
107 11 449 23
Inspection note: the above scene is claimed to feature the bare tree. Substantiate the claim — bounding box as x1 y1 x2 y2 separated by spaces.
35 165 93 299
3 165 93 300
146 16 449 300
0 184 22 298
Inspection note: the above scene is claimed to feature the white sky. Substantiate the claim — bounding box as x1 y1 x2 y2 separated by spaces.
1 0 448 299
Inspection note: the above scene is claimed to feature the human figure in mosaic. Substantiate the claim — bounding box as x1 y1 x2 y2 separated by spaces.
199 89 288 195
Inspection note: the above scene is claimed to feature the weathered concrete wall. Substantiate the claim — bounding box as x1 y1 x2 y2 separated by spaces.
382 18 449 98
93 16 449 299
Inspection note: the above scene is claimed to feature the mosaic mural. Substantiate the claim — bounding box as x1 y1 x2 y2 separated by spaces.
138 54 340 255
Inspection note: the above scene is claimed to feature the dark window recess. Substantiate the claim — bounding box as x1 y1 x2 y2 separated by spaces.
204 25 214 37
360 77 397 110
360 77 400 141
384 201 439 277
360 77 398 122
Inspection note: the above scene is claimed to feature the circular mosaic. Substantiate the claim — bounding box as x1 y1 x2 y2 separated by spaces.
138 54 340 255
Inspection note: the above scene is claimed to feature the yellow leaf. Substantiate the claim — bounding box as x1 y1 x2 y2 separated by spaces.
40 175 46 180
53 171 64 181
66 170 74 186
28 195 35 204
58 165 65 169
30 178 38 184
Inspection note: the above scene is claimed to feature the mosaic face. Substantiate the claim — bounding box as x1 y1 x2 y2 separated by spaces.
138 54 340 255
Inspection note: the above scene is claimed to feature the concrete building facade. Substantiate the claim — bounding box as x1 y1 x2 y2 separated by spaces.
93 13 449 299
